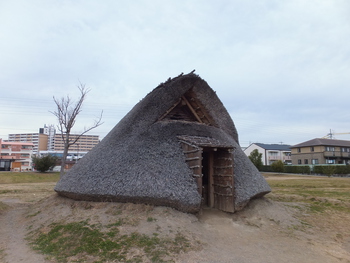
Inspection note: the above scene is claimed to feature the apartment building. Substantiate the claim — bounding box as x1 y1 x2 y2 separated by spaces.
244 143 292 165
290 138 350 165
39 124 56 150
8 124 54 153
7 125 99 154
53 134 99 152
8 133 48 153
0 138 34 171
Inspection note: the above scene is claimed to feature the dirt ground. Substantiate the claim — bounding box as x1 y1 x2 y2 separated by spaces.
0 182 350 263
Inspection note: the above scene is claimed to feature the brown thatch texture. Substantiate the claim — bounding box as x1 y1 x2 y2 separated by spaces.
54 72 270 213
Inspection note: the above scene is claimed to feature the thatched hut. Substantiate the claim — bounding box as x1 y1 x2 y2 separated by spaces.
55 72 270 213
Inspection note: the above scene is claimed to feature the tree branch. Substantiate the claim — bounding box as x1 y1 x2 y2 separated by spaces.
50 83 103 177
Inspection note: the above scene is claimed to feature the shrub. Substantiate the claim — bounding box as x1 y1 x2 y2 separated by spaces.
32 155 58 173
271 160 284 173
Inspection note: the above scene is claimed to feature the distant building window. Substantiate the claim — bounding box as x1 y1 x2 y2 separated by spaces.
310 147 314 152
297 148 301 153
304 159 308 164
312 159 319 164
21 145 32 149
325 146 335 152
327 159 335 164
298 159 302 164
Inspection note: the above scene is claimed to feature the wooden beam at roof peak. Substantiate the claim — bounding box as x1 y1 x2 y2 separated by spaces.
181 96 203 123
158 98 182 121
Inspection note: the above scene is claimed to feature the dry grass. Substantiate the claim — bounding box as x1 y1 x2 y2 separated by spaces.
2 172 350 262
264 173 350 210
264 173 350 241
0 171 59 205
0 171 60 184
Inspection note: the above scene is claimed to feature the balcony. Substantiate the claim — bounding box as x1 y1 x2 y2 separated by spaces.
283 156 291 161
324 151 342 157
20 149 33 153
341 152 350 158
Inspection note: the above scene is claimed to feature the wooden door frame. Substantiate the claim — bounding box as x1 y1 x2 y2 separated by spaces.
179 138 234 212
208 150 214 208
203 147 234 212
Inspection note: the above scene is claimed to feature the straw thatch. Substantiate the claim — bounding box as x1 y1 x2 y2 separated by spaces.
55 72 270 213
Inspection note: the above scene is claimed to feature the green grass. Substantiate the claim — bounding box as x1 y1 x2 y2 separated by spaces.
0 248 5 263
147 216 157 222
28 220 193 263
0 171 60 184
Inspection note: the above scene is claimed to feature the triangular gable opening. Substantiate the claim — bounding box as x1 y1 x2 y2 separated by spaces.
158 90 215 125
159 97 199 122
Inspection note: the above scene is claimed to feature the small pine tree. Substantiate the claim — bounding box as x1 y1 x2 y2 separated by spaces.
271 160 285 173
32 154 58 173
248 149 263 170
323 165 336 177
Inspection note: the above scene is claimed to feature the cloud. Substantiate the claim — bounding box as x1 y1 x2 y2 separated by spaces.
1 0 350 146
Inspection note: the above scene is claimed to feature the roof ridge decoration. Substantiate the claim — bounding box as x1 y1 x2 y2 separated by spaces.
55 72 270 213
156 70 196 89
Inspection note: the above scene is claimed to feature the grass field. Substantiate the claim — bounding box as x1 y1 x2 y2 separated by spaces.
264 173 350 213
1 171 349 214
264 172 350 242
0 171 60 184
1 172 350 262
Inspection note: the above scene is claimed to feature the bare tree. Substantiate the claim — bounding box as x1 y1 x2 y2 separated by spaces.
51 83 103 177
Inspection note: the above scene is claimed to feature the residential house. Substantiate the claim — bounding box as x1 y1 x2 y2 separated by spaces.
290 138 350 165
244 143 292 165
0 139 34 171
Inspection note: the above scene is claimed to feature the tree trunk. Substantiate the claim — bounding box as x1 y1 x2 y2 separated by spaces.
60 134 70 177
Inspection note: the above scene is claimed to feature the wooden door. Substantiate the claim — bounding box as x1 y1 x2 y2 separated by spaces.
212 149 234 212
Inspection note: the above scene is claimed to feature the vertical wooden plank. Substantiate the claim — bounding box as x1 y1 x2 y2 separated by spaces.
212 149 234 212
208 151 214 208
180 142 203 196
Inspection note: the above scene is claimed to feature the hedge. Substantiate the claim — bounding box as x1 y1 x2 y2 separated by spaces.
259 164 350 175
259 165 311 174
283 165 310 174
313 165 350 175
259 165 273 172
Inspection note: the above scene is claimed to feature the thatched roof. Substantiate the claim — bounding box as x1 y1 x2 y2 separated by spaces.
55 72 270 213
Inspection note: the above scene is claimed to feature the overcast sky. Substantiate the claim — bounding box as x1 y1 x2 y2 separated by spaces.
1 0 350 147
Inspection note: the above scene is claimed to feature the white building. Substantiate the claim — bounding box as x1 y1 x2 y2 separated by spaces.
244 143 292 165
